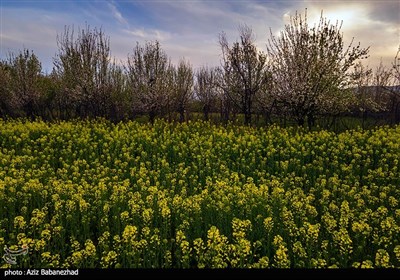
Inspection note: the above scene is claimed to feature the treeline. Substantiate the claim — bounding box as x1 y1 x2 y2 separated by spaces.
1 11 399 127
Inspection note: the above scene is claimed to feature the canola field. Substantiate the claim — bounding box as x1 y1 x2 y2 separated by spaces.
0 119 399 268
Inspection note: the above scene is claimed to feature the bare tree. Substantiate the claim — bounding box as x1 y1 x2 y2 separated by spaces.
0 61 13 117
267 10 369 128
126 41 172 123
393 47 400 84
383 47 400 123
172 58 193 122
35 72 61 120
350 62 384 128
195 66 219 121
219 25 270 125
214 66 233 123
6 49 42 119
365 47 400 124
374 61 393 104
54 25 112 118
107 60 130 121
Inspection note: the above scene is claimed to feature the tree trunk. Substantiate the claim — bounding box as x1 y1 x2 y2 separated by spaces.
179 108 185 123
244 92 252 125
24 100 35 120
203 104 209 121
307 113 315 130
222 101 230 124
297 117 305 127
149 111 156 124
362 110 367 129
395 101 400 124
263 111 270 126
244 110 251 125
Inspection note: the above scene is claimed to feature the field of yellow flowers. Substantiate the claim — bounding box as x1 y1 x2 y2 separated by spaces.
0 119 399 268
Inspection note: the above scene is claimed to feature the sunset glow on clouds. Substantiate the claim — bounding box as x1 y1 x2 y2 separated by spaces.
1 0 399 72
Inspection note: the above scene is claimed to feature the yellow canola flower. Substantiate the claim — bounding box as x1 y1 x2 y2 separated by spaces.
122 225 138 244
142 208 154 224
41 229 51 241
360 260 374 269
141 227 151 237
175 230 191 267
272 235 290 268
14 216 26 229
351 221 372 236
292 241 307 259
380 217 398 235
394 246 400 262
322 213 337 233
158 199 171 219
29 208 46 227
1 119 400 268
310 258 327 268
83 239 96 257
301 222 320 244
101 251 118 268
120 211 130 223
252 256 269 268
375 249 392 268
388 196 398 208
232 218 252 239
333 228 353 255
263 217 274 233
41 251 52 264
205 226 229 268
35 239 47 251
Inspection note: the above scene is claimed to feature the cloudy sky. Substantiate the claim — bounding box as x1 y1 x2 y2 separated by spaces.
1 0 399 72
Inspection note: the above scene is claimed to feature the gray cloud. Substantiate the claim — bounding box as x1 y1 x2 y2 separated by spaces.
1 0 398 72
123 1 293 65
367 1 400 24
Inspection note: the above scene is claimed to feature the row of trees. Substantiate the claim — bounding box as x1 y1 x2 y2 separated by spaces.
1 11 399 127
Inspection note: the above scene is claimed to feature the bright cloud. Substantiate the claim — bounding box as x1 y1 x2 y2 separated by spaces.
124 28 171 42
108 1 128 26
1 0 398 72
